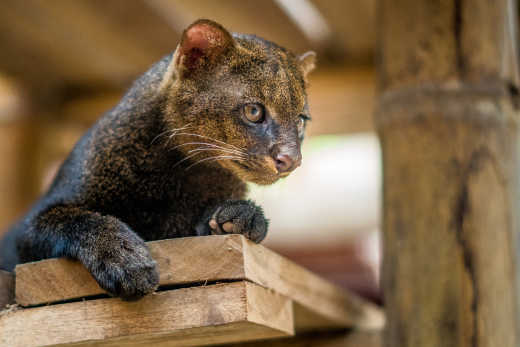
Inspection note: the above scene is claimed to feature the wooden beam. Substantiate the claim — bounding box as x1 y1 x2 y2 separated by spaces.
377 0 520 346
307 66 375 136
0 119 43 232
15 235 384 331
311 0 375 62
224 330 382 347
1 281 293 347
0 0 178 88
147 0 312 56
0 270 14 309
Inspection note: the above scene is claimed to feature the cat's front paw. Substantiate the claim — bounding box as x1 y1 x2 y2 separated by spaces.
208 200 268 243
86 232 159 301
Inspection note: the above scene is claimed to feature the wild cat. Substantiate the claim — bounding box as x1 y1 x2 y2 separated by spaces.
0 19 315 300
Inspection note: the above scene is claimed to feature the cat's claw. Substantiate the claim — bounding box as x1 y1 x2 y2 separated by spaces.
208 200 268 243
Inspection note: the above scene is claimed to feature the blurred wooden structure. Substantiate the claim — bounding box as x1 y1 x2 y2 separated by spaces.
0 0 374 89
377 0 520 346
0 235 384 346
0 270 13 309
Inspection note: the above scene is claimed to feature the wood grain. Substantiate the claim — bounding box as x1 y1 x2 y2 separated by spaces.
378 0 518 92
1 281 293 347
377 1 520 346
15 235 383 331
15 235 245 306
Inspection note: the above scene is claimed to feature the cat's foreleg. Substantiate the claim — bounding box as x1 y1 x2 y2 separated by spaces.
195 200 268 243
17 206 159 300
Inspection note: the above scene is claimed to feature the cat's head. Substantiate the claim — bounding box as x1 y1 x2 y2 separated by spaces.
161 19 315 185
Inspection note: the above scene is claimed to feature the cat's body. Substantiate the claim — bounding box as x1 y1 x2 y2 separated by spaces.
1 55 245 269
0 20 315 300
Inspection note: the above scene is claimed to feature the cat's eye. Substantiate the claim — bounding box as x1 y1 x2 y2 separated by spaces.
243 103 265 123
298 114 310 132
298 117 305 130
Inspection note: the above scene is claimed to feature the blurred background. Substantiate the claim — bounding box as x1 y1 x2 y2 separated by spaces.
0 0 381 302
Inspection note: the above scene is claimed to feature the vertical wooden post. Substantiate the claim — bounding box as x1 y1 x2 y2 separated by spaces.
0 270 14 309
377 1 520 346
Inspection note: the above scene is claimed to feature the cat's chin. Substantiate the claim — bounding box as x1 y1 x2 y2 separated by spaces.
218 160 282 185
246 175 281 186
230 168 282 186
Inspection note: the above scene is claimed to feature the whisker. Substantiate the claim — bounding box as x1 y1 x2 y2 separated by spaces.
170 132 244 152
188 147 248 158
151 124 192 146
185 155 245 170
170 151 203 169
172 141 247 157
150 130 173 146
164 124 193 146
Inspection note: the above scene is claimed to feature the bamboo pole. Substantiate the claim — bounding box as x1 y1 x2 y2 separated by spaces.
376 1 520 346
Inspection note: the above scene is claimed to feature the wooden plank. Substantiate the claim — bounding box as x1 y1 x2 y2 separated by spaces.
71 323 284 347
0 270 14 309
15 235 246 306
241 238 383 331
1 281 293 347
224 329 382 347
15 235 384 331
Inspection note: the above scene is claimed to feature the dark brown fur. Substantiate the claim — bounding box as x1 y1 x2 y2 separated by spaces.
0 19 315 300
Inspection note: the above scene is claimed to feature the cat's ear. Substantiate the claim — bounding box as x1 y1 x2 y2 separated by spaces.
174 19 234 77
299 51 317 78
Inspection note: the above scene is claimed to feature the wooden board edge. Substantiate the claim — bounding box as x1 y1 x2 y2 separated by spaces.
244 281 294 336
15 235 247 307
2 281 293 347
15 258 101 306
292 302 347 333
65 321 292 347
241 236 385 330
221 329 383 347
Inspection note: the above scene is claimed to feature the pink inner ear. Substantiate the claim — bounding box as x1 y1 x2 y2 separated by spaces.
178 21 232 72
183 26 212 53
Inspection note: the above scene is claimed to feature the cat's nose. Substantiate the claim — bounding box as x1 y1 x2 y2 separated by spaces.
275 153 301 173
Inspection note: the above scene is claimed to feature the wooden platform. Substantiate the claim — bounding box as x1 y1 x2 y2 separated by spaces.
0 235 384 347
